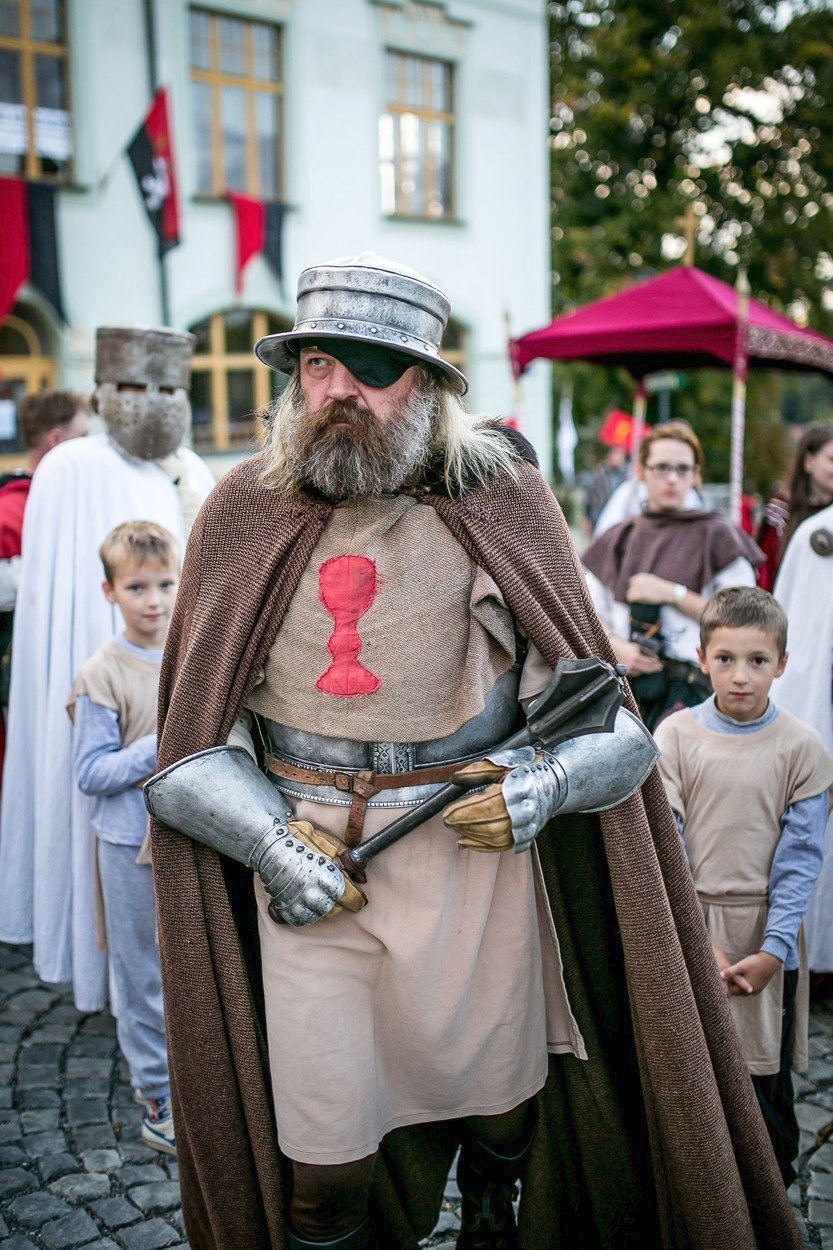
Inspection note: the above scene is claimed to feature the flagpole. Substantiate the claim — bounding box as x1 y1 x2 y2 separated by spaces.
729 268 749 527
503 309 526 434
504 310 523 412
143 0 171 325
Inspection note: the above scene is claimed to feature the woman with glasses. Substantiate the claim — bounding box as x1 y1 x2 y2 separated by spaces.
582 421 763 729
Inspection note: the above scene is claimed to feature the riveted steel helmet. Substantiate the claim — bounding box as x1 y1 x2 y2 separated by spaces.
95 326 196 461
254 251 468 394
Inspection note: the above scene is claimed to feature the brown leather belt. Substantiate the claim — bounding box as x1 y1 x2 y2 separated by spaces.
264 754 461 847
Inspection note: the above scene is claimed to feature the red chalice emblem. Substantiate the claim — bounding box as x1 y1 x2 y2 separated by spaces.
316 555 381 697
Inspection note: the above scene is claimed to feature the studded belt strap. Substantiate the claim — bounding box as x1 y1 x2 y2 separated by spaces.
264 754 461 847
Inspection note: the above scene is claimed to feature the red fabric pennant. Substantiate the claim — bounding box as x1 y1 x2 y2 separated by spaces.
598 409 634 449
227 193 265 294
127 87 181 254
0 178 30 322
145 87 180 250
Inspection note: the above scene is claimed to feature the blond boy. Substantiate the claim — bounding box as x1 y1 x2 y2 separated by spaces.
655 586 833 1185
68 521 179 1155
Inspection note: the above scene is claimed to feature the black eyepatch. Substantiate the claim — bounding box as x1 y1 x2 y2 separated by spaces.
298 338 420 389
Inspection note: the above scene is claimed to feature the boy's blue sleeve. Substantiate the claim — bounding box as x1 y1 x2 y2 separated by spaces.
763 790 829 967
73 694 157 798
672 811 690 862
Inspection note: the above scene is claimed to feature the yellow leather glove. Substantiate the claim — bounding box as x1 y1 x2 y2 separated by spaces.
288 820 368 914
442 759 515 853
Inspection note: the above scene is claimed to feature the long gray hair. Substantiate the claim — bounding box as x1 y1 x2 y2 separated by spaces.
258 367 520 495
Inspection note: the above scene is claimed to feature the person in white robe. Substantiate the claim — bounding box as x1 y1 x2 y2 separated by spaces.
0 327 215 1010
774 500 833 971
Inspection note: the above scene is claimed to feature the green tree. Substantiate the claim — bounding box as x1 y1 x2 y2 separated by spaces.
548 0 833 493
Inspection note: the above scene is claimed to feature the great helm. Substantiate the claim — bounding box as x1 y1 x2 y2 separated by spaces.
95 326 196 461
254 251 468 394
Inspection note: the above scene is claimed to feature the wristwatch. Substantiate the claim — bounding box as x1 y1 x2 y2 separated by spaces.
672 583 687 605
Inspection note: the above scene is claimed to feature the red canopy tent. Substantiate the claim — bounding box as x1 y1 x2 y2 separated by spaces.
510 265 833 521
511 265 833 380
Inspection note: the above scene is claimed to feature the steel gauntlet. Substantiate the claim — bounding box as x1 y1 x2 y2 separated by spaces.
444 708 659 854
144 746 356 927
249 824 347 927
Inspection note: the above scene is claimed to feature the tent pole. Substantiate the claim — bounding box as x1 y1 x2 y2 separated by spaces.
730 269 750 526
622 379 648 515
630 379 647 470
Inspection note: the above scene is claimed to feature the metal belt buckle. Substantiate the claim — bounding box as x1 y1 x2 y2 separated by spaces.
372 742 416 775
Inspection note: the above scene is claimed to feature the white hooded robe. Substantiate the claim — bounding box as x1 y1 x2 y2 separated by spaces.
774 501 833 970
0 434 215 1009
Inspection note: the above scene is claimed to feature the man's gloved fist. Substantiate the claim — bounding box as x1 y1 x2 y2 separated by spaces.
444 710 660 856
263 820 367 928
144 746 374 929
443 747 540 854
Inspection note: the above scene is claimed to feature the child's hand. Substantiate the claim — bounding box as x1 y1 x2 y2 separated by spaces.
721 951 781 997
616 640 663 676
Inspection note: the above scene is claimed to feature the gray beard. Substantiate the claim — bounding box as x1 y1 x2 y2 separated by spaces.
282 385 438 499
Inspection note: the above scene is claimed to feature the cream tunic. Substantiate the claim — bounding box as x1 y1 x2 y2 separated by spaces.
245 496 585 1163
656 708 833 1075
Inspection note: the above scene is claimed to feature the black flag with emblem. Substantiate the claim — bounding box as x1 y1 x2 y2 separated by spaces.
127 88 181 257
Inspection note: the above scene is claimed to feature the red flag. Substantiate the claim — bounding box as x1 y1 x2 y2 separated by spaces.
227 193 286 294
0 179 29 322
598 409 634 450
127 88 181 255
0 178 65 323
227 193 264 294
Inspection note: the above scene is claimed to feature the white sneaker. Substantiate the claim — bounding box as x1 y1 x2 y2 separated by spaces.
141 1095 176 1156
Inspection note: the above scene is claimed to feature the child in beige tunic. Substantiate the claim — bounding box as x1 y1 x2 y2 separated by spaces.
67 520 180 1158
655 586 833 1185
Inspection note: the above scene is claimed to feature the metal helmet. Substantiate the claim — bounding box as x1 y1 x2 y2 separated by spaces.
254 251 468 394
94 326 196 461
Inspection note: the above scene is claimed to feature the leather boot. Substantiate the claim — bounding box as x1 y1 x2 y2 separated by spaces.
455 1120 535 1250
286 1219 371 1250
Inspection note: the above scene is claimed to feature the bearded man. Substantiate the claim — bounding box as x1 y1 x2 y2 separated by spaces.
147 254 799 1250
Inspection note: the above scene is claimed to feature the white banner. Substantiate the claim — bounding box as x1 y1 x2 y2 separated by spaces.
35 107 72 160
0 102 27 156
557 385 577 486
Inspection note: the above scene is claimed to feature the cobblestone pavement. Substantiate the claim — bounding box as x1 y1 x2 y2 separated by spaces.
0 943 460 1250
5 940 833 1249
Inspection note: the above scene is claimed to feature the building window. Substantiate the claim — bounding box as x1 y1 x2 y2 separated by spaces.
380 49 454 219
0 304 56 467
0 0 72 179
189 309 290 453
189 7 283 198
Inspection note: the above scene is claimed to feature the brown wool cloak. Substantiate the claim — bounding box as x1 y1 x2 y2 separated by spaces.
152 453 800 1250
